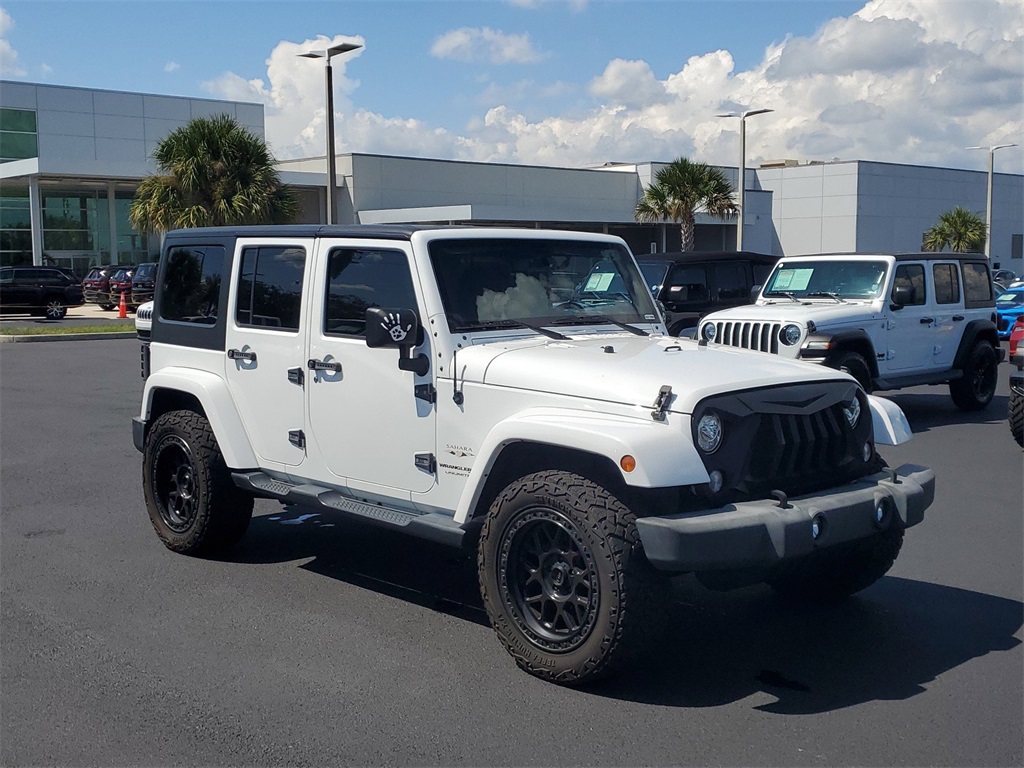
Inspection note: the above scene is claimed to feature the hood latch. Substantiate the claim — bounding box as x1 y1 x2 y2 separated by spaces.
651 385 673 422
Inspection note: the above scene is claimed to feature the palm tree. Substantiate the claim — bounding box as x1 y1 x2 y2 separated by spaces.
922 206 986 253
130 114 296 233
634 157 737 252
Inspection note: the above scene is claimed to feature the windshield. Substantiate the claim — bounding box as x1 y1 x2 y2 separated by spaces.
134 264 156 280
429 238 658 333
763 259 889 300
996 290 1024 306
639 261 670 294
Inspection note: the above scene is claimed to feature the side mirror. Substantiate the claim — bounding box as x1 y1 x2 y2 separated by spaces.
891 284 914 309
365 307 429 375
750 284 762 302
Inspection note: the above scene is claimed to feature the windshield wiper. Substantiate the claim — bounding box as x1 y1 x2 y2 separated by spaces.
764 291 800 303
552 315 649 336
806 291 847 303
463 319 569 340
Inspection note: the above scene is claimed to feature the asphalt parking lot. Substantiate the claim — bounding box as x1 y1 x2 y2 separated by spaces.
1 337 1021 767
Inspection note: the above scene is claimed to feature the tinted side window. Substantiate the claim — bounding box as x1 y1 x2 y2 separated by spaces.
961 262 993 307
325 248 417 337
713 264 747 300
892 264 926 306
0 268 11 283
161 246 224 325
664 265 708 303
933 263 961 305
236 246 306 331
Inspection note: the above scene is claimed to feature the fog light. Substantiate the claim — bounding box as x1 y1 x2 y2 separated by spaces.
708 470 724 493
874 497 893 529
862 442 873 462
811 514 827 541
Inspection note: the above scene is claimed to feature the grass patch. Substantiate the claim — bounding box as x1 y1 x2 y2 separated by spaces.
0 324 134 336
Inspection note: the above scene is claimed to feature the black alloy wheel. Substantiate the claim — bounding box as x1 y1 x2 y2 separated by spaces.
500 507 600 652
152 434 199 532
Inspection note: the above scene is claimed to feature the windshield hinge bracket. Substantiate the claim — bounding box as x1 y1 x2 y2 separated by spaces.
651 385 673 421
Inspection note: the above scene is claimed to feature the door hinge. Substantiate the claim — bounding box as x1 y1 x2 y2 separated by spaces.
287 366 305 386
415 383 436 403
288 429 306 449
414 453 436 473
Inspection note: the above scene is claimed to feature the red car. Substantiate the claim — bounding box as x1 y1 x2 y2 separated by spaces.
108 267 137 310
82 264 134 310
1010 315 1024 357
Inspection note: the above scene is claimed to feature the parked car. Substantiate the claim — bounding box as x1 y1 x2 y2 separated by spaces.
992 269 1019 285
699 252 1003 411
130 262 158 306
995 286 1024 339
108 267 137 310
636 251 779 336
0 266 84 319
83 265 133 310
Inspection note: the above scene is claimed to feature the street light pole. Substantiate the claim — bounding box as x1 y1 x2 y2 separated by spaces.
718 108 773 250
299 41 363 225
966 143 1017 259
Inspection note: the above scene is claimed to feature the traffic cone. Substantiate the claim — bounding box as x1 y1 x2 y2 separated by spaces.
118 291 127 318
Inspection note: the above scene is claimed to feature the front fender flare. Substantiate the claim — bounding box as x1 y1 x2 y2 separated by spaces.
453 407 708 524
140 367 257 469
867 394 913 445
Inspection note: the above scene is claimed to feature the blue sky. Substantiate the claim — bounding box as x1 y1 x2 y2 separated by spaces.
2 0 1022 174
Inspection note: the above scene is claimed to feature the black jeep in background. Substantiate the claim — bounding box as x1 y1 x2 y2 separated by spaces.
0 266 85 320
637 251 779 336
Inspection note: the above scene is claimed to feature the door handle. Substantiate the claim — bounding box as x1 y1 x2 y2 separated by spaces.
919 317 934 324
952 315 964 322
307 358 341 373
227 348 257 362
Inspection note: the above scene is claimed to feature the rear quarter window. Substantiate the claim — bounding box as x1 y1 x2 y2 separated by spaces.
961 261 994 308
160 245 224 325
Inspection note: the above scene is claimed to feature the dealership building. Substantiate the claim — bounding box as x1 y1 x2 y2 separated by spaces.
2 81 1022 278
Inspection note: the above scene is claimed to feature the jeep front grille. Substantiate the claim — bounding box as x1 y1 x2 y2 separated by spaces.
711 320 782 353
746 407 849 486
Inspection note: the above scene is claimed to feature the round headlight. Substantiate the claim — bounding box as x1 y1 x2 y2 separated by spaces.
696 411 723 453
702 323 717 342
781 324 802 346
843 397 862 428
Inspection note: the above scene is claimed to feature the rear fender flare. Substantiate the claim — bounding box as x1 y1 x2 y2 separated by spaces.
140 367 256 469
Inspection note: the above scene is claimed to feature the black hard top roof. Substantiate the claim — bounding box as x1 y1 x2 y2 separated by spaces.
637 250 779 265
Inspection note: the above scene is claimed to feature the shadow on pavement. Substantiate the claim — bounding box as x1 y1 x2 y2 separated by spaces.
231 505 1022 712
883 392 1008 433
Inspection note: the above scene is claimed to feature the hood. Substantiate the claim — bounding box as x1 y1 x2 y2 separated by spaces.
705 300 883 327
454 333 852 414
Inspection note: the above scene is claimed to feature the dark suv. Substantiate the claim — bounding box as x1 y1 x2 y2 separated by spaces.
0 266 85 319
637 251 779 335
130 262 158 306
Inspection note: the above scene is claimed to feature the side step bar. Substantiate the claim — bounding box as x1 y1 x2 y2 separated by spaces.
231 471 466 548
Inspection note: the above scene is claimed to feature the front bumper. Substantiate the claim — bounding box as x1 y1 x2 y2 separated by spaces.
636 464 934 572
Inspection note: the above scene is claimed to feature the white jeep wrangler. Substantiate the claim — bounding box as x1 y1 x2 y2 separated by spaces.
698 253 1003 410
133 226 935 685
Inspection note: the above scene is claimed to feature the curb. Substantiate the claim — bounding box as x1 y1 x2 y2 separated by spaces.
0 332 137 344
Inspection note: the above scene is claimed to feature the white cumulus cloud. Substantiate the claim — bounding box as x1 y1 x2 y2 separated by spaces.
430 27 544 64
164 61 180 73
203 1 1023 175
0 6 26 77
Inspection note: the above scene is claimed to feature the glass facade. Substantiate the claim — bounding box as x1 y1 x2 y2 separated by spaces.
0 108 38 164
0 183 153 275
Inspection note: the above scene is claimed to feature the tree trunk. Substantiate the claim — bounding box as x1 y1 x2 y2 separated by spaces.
679 212 696 252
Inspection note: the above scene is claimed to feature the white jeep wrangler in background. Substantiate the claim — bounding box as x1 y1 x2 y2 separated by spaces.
698 253 1003 410
133 226 935 685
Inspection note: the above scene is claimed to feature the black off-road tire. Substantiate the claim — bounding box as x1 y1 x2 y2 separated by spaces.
950 341 998 411
834 350 872 392
143 410 253 555
767 526 904 602
478 470 663 685
1009 388 1024 447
